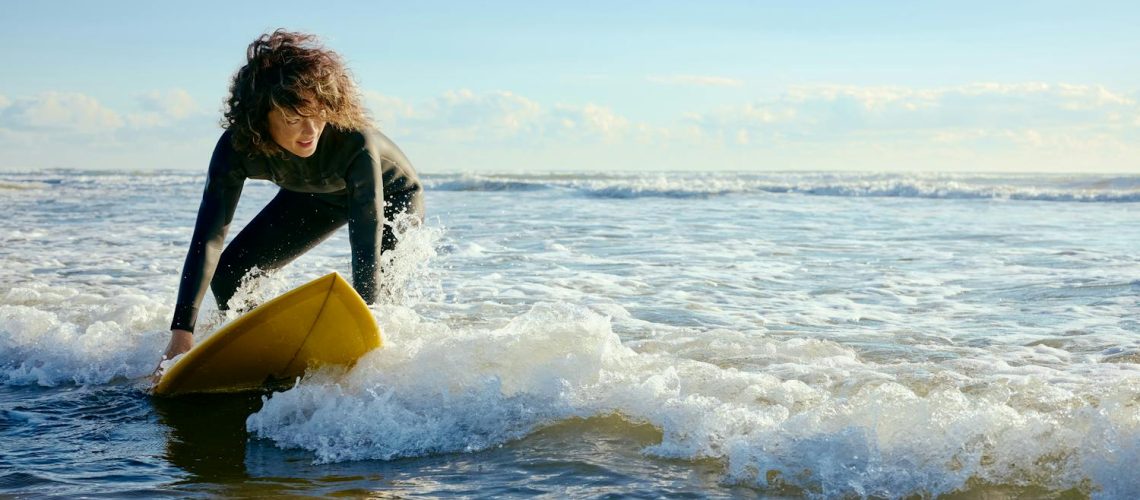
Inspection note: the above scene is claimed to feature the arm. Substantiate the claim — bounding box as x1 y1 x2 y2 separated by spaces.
170 132 245 334
345 148 384 303
344 131 424 304
160 134 244 367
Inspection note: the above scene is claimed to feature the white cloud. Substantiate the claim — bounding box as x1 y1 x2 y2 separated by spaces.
426 89 543 140
687 83 1140 147
140 89 197 119
6 83 1135 172
0 89 205 136
366 89 545 142
127 89 200 128
125 112 166 128
0 92 123 134
365 89 642 145
647 74 744 87
363 91 415 128
550 104 631 142
367 84 1140 164
0 89 224 170
654 82 1140 172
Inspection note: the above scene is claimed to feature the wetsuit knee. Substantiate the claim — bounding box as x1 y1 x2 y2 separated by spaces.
210 263 246 311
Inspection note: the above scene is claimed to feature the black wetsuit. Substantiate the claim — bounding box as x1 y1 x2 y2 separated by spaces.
170 127 423 333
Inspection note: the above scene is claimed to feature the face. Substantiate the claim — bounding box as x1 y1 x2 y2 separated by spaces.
267 105 327 157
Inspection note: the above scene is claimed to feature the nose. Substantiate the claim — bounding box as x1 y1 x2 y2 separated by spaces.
301 118 319 136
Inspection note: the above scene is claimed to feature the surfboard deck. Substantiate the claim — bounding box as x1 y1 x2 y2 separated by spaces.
153 272 380 396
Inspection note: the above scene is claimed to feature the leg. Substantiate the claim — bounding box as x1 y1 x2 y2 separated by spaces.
211 189 347 310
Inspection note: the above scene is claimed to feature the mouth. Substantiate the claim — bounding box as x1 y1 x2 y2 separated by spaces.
297 139 315 148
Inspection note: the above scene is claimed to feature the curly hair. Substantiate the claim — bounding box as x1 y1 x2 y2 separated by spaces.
223 29 372 157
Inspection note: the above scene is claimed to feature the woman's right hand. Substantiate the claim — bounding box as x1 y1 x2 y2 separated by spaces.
156 329 194 376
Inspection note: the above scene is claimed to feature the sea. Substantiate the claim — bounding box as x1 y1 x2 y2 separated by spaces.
0 169 1137 498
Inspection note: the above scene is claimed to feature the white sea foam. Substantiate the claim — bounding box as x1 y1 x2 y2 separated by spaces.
0 290 169 386
248 301 1140 497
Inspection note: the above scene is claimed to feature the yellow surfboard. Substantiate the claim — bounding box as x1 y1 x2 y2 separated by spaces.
154 272 380 396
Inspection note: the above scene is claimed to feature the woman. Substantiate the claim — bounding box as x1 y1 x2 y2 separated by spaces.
160 30 423 362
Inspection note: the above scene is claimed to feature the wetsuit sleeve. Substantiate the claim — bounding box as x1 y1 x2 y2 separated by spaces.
170 133 245 332
344 149 384 303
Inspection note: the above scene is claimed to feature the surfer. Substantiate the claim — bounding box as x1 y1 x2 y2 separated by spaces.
159 30 423 364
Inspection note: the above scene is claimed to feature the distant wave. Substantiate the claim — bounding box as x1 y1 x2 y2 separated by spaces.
757 181 1140 202
424 173 1140 203
1 170 200 190
430 178 551 192
0 181 49 191
4 170 1137 202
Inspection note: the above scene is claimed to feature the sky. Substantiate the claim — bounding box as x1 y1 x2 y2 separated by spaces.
1 0 1139 173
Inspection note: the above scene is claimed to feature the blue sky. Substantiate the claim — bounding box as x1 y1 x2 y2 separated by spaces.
1 0 1138 173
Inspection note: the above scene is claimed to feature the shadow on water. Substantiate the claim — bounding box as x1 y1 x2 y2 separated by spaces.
152 390 400 497
149 391 754 498
151 392 264 482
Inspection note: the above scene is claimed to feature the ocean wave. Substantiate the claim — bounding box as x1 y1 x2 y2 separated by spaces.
430 178 551 192
246 302 1140 497
765 180 1140 202
7 170 1137 202
0 299 167 386
423 173 1140 202
0 180 50 191
3 170 202 190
